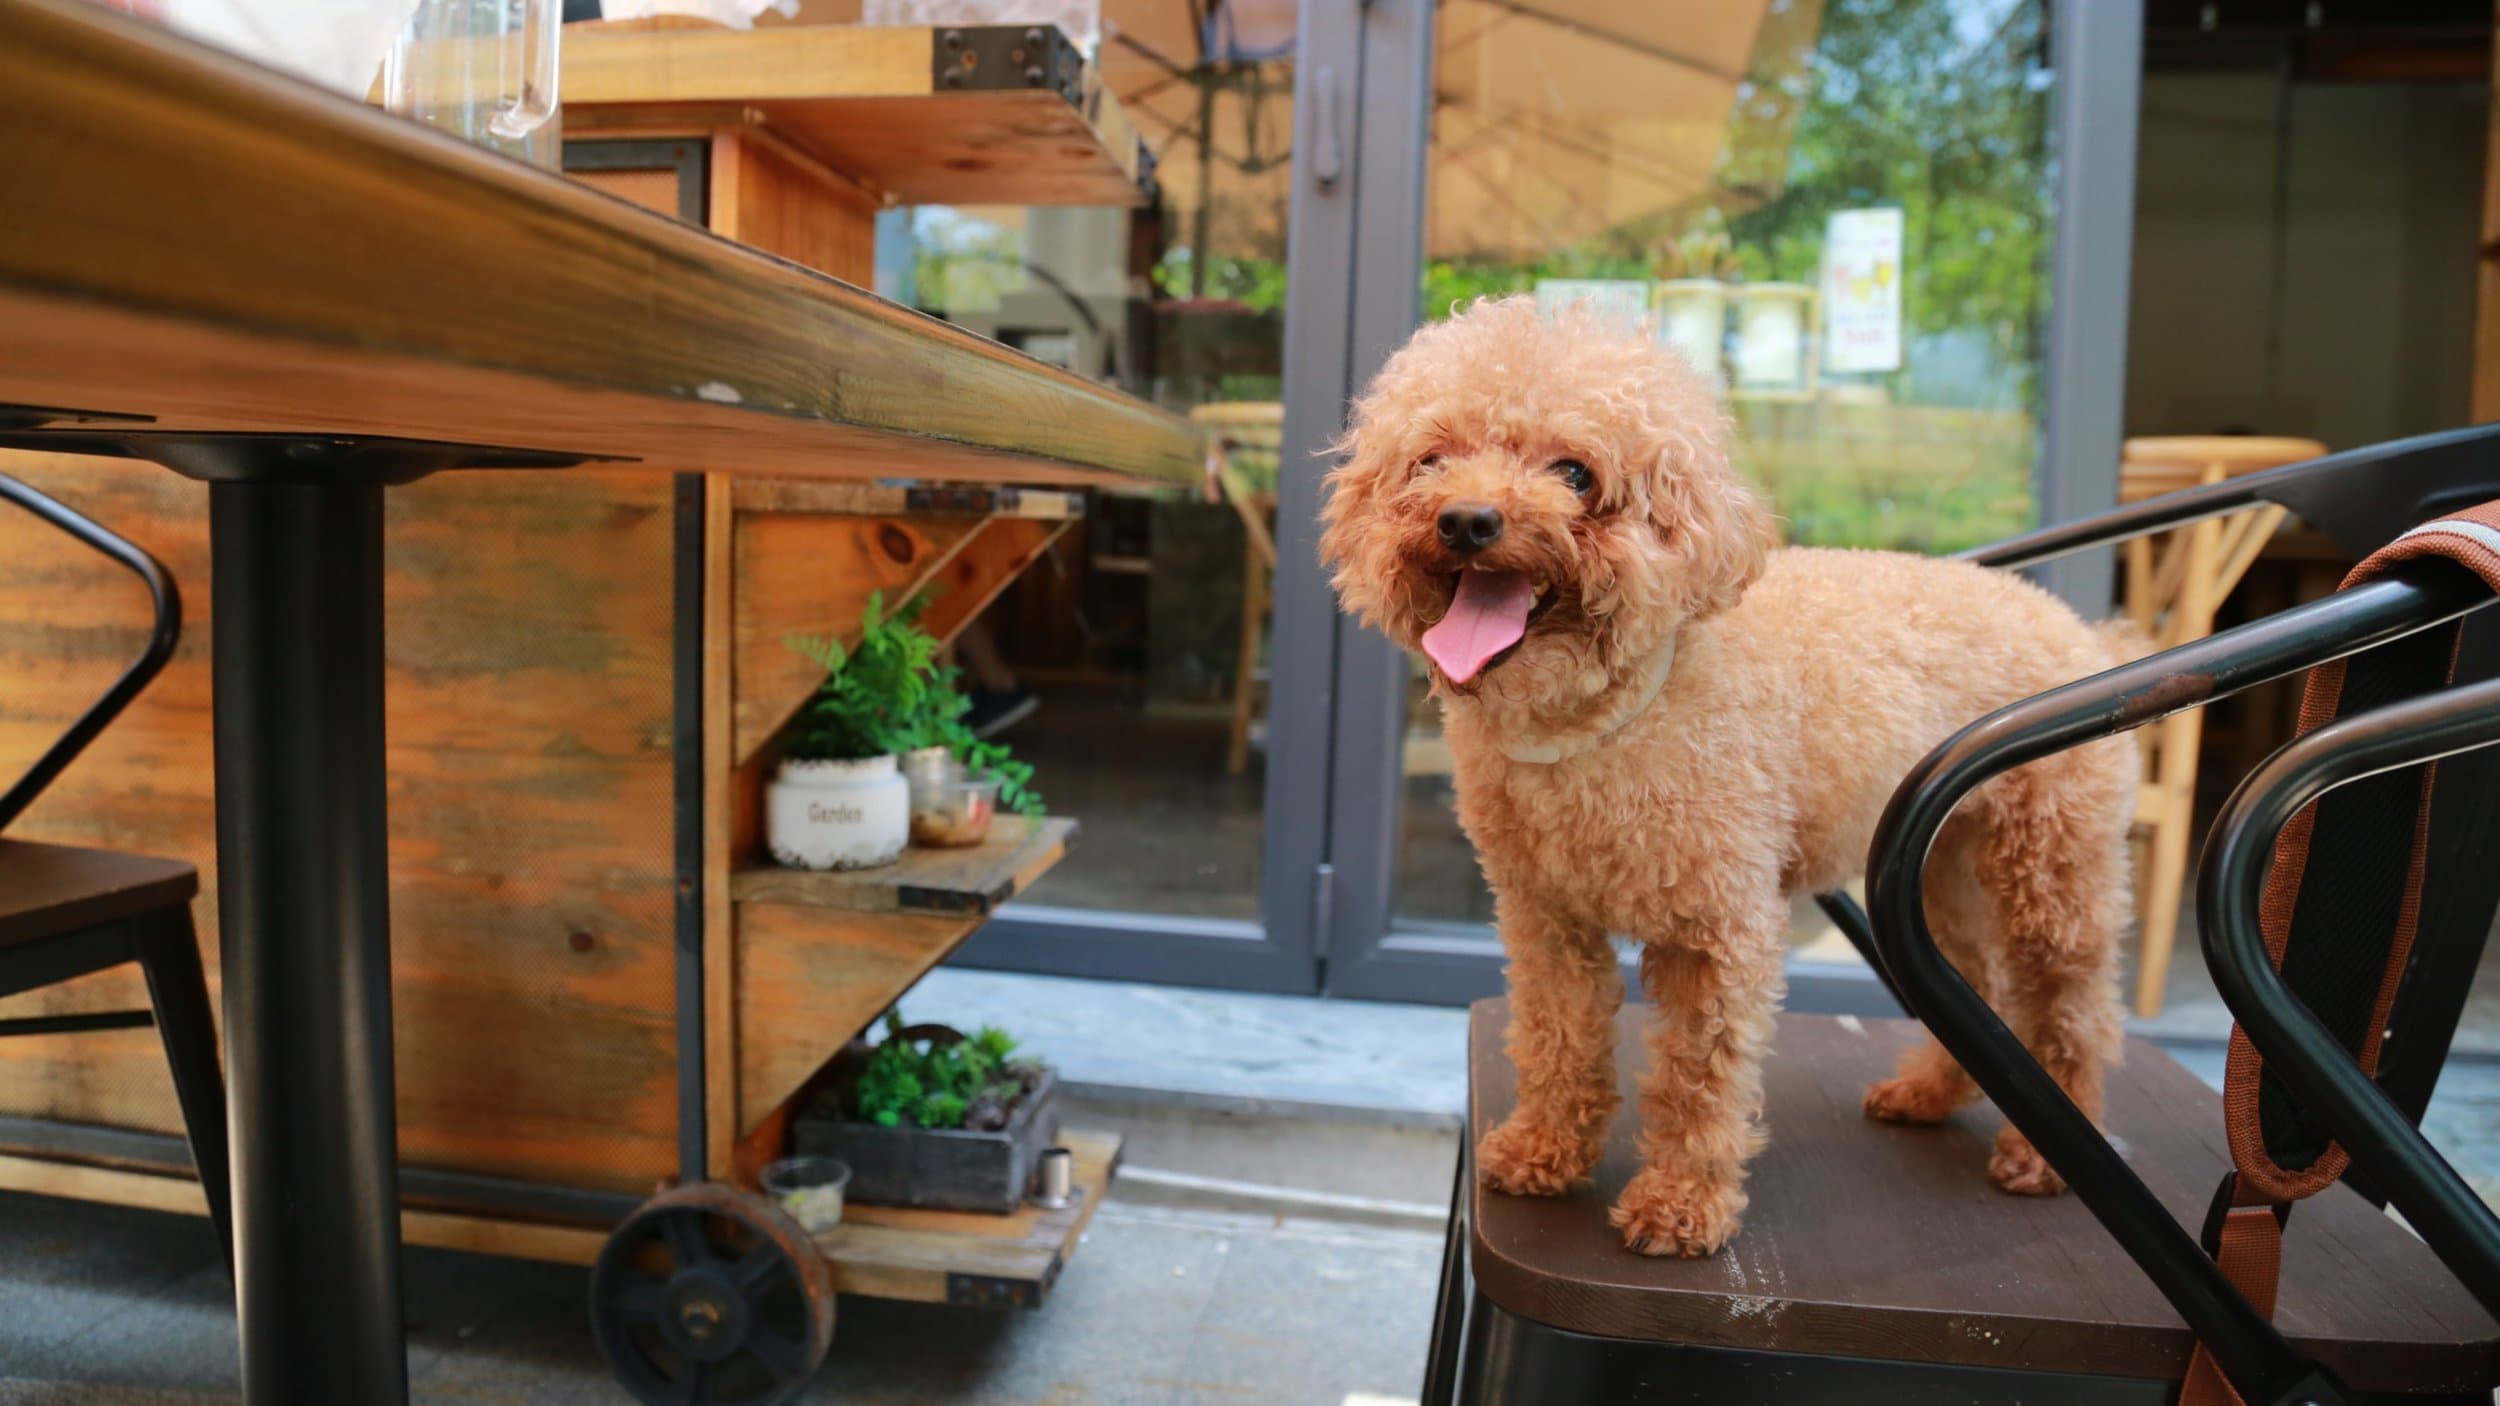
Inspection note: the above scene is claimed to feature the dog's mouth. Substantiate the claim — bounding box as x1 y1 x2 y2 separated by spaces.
1421 568 1558 684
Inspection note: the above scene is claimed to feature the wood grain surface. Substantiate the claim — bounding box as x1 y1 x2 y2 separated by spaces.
0 455 683 1195
0 0 1196 488
564 22 1148 207
1466 1002 2500 1392
732 815 1074 917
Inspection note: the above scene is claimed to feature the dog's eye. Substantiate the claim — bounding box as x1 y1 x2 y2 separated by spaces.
1415 453 1443 473
1550 459 1594 496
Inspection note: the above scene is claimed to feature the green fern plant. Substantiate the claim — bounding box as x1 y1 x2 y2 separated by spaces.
783 592 1044 816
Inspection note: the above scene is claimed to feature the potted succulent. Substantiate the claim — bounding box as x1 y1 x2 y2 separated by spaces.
793 1012 1062 1214
766 593 935 871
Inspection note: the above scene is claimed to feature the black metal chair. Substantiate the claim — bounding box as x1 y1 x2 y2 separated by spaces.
0 472 231 1263
1424 425 2500 1405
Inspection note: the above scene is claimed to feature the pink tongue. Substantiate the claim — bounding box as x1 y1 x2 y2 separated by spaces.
1422 570 1535 683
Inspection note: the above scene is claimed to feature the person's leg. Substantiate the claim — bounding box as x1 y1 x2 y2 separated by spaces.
955 615 1039 737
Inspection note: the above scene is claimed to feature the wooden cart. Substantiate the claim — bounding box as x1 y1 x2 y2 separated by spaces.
0 12 1190 1401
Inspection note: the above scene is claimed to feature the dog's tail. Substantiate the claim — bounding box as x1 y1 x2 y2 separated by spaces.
2093 617 2156 669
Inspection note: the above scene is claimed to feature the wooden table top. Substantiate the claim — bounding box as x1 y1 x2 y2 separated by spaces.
565 21 1151 208
0 0 1198 490
1466 1001 2500 1393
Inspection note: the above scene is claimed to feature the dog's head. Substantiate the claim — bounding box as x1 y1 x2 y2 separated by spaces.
1320 296 1773 717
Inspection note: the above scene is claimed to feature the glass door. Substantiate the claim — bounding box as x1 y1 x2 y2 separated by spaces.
1323 0 2142 1004
907 0 1345 991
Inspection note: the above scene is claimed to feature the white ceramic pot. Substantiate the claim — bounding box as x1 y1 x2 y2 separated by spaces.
767 756 909 871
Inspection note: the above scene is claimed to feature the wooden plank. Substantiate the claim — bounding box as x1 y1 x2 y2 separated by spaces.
733 816 1073 918
734 905 981 1132
732 480 1084 520
564 22 1148 207
0 454 684 1196
568 19 935 102
0 1154 611 1267
729 510 987 765
709 127 877 285
572 164 695 222
0 0 1199 489
915 517 1070 646
1465 1005 2500 1393
818 1128 1121 1303
704 476 739 1181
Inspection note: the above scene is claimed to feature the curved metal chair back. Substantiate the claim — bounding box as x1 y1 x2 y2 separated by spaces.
0 474 181 832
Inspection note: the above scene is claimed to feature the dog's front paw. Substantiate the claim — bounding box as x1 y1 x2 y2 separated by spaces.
1609 1167 1745 1257
1476 1119 1595 1197
1863 1072 1961 1125
1988 1128 2067 1196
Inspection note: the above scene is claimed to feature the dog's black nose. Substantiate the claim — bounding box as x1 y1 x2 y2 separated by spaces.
1437 503 1504 553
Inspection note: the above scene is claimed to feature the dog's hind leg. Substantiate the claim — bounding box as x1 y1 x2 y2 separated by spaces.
1970 746 2132 1196
1611 911 1785 1257
1865 822 1991 1125
1477 897 1623 1197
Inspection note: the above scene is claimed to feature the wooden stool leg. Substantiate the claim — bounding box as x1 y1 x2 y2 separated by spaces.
2134 507 2224 1018
1227 554 1267 777
139 907 233 1271
2136 768 2193 1019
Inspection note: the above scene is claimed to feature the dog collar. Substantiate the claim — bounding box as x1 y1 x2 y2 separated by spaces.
1500 636 1677 765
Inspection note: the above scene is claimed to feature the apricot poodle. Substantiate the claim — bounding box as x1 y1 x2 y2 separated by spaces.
1320 297 2136 1257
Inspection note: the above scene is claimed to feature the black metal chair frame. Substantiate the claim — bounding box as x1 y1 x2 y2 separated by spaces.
0 472 231 1263
1864 424 2500 1406
1426 423 2500 1406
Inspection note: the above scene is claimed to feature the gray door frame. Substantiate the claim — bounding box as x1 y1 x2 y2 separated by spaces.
951 0 1382 993
1319 0 2144 1008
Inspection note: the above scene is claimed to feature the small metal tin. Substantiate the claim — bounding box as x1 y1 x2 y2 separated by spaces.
1031 1145 1075 1209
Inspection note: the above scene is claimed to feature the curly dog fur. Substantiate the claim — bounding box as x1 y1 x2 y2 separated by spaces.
1321 298 2136 1256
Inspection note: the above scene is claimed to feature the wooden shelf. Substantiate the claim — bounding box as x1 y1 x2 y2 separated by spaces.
565 22 1151 208
734 816 1076 918
729 479 1085 520
817 1127 1121 1306
0 0 1199 490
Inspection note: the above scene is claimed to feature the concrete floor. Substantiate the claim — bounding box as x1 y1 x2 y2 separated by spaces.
0 1084 1457 1406
0 1192 1443 1406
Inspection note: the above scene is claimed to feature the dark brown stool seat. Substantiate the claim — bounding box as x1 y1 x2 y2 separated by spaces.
0 839 197 946
0 837 231 1263
1426 1001 2500 1403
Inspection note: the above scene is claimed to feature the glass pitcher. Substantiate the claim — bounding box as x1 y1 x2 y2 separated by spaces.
381 0 562 169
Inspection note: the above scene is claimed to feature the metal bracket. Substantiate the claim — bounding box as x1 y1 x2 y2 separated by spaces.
0 402 155 433
0 429 616 485
947 1256 1061 1310
933 25 1083 105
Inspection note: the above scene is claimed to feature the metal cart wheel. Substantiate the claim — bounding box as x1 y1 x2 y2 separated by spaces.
590 1182 836 1406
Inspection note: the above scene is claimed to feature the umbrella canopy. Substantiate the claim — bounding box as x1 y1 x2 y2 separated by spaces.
1100 0 1820 269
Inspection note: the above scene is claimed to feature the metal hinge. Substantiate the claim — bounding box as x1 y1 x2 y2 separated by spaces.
1311 862 1337 962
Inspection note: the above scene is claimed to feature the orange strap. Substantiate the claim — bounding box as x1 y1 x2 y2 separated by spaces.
2178 1205 2287 1406
2188 500 2500 1403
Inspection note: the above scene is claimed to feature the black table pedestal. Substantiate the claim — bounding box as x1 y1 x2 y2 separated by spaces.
209 476 405 1403
0 429 601 1406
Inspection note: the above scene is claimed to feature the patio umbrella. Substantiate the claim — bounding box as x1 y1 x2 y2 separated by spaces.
1098 0 1822 271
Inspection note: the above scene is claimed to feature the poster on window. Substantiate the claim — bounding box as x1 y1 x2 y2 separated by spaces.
1821 208 1904 375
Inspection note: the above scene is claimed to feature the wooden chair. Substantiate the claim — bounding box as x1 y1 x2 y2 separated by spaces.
2117 435 2325 1017
1427 1006 2496 1404
0 473 230 1263
1191 402 1284 777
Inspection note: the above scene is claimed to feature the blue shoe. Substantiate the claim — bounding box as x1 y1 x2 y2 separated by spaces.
966 687 1039 739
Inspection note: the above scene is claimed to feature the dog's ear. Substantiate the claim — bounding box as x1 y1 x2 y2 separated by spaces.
1649 455 1774 622
1317 413 1395 580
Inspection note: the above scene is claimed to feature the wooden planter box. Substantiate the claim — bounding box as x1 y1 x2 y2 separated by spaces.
794 1069 1063 1215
